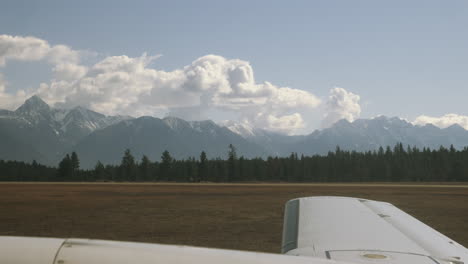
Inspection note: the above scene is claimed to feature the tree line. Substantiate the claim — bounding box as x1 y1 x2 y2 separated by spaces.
1 143 468 182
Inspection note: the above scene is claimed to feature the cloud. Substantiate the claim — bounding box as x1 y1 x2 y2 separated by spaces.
322 87 361 128
0 35 80 66
413 114 468 130
252 113 306 134
0 35 323 134
38 53 320 134
47 45 80 65
0 73 4 92
0 35 84 108
53 63 88 80
0 35 49 65
0 73 28 109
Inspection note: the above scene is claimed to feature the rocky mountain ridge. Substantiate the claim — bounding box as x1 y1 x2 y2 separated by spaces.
2 96 468 168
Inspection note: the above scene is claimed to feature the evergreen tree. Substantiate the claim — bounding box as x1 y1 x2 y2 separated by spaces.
139 155 151 181
227 144 237 181
160 150 173 181
70 152 80 180
186 157 197 182
57 154 72 181
5 141 468 183
198 151 207 182
120 149 137 181
94 161 106 181
70 152 80 171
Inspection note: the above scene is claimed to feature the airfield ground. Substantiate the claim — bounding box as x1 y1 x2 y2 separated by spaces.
0 183 467 253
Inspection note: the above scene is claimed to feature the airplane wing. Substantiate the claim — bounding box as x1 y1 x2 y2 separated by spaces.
282 197 468 264
1 196 467 264
0 236 351 264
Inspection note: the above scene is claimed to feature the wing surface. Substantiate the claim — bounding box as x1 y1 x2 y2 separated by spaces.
0 236 351 264
282 196 468 264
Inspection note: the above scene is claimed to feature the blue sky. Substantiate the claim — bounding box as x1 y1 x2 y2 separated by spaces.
1 0 468 134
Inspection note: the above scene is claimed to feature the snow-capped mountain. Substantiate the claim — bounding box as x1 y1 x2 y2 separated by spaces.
222 121 306 156
73 116 268 168
306 116 468 153
3 96 468 168
221 120 257 138
224 116 468 156
300 116 468 154
5 95 129 138
0 96 267 167
0 96 129 163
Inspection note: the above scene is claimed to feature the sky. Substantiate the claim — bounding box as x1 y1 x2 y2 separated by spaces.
1 0 468 134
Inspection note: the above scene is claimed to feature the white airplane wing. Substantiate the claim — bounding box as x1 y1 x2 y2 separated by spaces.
0 236 351 264
1 196 467 264
282 197 468 264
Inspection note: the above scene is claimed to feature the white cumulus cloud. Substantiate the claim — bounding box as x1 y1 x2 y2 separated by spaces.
0 35 323 134
0 35 80 66
38 54 322 134
53 63 88 80
413 114 468 130
0 35 85 108
0 72 28 109
253 113 306 134
322 87 361 128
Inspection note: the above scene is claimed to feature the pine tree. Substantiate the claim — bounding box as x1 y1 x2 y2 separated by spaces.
139 155 151 181
120 149 137 181
198 151 207 182
57 154 72 181
94 161 106 181
227 144 237 182
70 152 80 171
160 150 173 181
70 152 80 180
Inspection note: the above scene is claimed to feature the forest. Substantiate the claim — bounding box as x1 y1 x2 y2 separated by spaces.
1 143 468 182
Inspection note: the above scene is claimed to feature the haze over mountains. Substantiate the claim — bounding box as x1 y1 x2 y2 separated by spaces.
2 96 468 168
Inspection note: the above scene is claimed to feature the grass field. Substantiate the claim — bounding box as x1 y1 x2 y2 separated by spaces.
0 183 467 253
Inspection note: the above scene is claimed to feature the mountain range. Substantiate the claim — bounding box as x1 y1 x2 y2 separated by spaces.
2 96 468 168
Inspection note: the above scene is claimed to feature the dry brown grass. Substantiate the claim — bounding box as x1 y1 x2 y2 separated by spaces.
0 183 467 253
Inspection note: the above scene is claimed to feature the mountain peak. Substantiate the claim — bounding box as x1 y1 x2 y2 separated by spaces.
371 115 388 120
163 116 190 130
73 105 87 111
371 115 407 123
68 105 104 119
25 95 47 105
331 118 352 128
15 95 50 114
222 120 256 138
445 123 465 131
